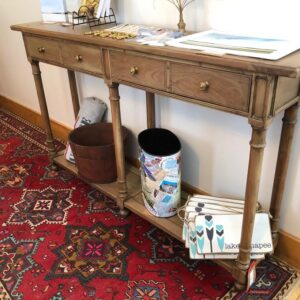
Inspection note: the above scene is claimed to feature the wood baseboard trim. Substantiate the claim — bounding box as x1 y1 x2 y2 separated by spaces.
2 94 300 270
0 94 72 141
275 230 300 270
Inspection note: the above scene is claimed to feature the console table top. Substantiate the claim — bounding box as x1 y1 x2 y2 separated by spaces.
11 21 300 78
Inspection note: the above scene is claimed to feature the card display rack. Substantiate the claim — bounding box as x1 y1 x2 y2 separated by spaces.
71 6 117 29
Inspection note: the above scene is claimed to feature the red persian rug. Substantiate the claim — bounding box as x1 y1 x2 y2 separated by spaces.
0 109 299 300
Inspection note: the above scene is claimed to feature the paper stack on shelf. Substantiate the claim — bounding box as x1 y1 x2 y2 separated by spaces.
182 195 273 260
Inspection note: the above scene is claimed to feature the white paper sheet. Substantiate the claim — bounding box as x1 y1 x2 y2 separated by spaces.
105 0 111 17
167 30 300 60
96 0 106 18
98 0 110 17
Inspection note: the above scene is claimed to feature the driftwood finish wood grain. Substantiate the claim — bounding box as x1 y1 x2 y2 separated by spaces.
108 82 128 215
61 42 103 75
12 21 300 290
270 103 299 246
67 70 80 117
235 126 267 289
13 22 300 77
25 36 62 64
171 63 251 113
146 92 156 128
110 51 166 91
30 61 57 167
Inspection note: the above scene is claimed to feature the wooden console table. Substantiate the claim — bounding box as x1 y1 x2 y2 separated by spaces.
11 21 300 289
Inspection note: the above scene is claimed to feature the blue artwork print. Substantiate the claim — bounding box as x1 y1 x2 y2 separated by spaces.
216 225 224 252
196 225 204 253
205 215 214 253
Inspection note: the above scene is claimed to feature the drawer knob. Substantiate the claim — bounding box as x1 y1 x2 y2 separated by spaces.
130 66 138 75
75 55 83 62
38 47 45 53
199 81 209 91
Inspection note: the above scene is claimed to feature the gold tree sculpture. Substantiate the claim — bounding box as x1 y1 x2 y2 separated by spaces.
166 0 195 32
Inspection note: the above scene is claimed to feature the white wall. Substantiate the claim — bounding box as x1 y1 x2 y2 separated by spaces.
1 0 299 237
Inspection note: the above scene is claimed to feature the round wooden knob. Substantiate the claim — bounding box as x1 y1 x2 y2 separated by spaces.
199 81 209 91
130 66 138 75
75 55 83 62
38 47 45 53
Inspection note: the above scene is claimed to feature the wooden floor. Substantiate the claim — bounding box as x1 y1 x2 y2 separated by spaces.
125 192 184 240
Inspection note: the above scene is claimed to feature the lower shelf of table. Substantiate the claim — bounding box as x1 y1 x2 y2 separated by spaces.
53 151 246 277
125 192 184 240
125 193 239 274
54 151 187 241
54 151 142 200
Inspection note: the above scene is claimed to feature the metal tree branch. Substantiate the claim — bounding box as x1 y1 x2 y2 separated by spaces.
166 0 195 10
166 0 195 32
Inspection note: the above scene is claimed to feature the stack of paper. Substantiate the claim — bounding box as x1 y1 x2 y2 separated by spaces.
100 24 182 45
96 0 111 18
183 195 273 259
136 27 182 47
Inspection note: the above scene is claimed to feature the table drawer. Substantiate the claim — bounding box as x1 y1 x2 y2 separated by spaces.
171 63 251 112
110 51 166 90
61 42 103 75
25 36 61 63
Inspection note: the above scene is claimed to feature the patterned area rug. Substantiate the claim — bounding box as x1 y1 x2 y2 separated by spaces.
0 109 299 300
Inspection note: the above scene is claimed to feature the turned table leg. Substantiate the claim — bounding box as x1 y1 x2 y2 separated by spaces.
31 61 56 168
67 70 80 117
269 103 299 246
108 82 128 215
146 91 155 128
234 125 267 289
